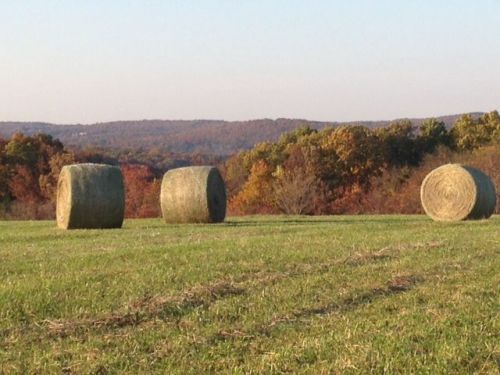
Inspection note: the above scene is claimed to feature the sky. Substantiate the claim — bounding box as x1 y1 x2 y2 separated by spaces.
1 0 499 124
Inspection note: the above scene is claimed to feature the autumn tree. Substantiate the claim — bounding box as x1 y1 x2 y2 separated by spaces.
418 119 451 153
2 133 75 217
272 145 324 214
121 163 161 218
0 138 10 206
481 111 500 144
8 165 41 204
320 126 383 191
229 160 275 214
451 111 500 150
375 120 420 167
452 114 484 150
39 152 76 202
222 152 249 198
272 166 321 214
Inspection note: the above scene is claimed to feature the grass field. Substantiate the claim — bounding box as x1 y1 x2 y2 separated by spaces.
0 215 499 374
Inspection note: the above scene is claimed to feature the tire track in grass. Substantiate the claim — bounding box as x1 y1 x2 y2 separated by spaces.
3 241 440 343
38 245 399 338
44 280 246 337
209 274 424 344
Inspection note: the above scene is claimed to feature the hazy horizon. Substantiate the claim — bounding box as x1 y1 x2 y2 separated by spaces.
0 110 491 127
1 1 499 124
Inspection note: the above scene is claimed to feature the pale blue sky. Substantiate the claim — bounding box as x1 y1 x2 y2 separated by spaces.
1 1 499 123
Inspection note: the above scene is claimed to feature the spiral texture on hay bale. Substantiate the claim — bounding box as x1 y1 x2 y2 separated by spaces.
420 164 496 221
56 163 125 229
160 166 226 223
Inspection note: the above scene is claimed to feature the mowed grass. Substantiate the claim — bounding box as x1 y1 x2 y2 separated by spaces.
0 216 499 374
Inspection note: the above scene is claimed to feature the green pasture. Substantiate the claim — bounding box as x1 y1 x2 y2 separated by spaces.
0 216 498 374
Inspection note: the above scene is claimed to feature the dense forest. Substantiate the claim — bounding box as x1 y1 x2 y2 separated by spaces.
0 136 222 219
0 112 498 219
224 112 499 215
0 113 481 155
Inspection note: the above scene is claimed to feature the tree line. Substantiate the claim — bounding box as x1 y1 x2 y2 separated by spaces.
0 111 498 219
223 112 500 215
0 114 476 155
0 135 220 219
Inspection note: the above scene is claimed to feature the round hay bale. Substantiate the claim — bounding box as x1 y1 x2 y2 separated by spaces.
160 166 226 223
420 163 496 221
56 163 125 229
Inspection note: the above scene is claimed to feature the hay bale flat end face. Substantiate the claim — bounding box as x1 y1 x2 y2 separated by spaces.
420 163 496 221
160 166 227 223
56 163 125 229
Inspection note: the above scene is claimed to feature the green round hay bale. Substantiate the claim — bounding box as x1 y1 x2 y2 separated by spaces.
160 166 226 223
420 163 496 221
56 163 125 229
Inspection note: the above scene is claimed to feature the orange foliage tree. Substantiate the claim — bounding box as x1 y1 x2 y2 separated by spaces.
225 113 499 215
3 133 75 218
121 163 161 218
229 160 275 215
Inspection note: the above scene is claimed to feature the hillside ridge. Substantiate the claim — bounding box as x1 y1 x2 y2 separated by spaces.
0 113 484 155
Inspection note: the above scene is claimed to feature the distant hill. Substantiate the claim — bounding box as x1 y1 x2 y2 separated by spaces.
0 113 483 155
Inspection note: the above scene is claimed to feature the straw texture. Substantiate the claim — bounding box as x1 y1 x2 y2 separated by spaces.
56 163 125 229
160 166 226 223
420 163 496 221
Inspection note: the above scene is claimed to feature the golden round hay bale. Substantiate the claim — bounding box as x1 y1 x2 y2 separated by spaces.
420 163 496 221
160 166 226 223
56 163 125 229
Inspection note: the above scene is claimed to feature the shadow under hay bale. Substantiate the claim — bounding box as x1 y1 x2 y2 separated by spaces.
420 163 496 221
56 163 125 229
160 166 226 223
